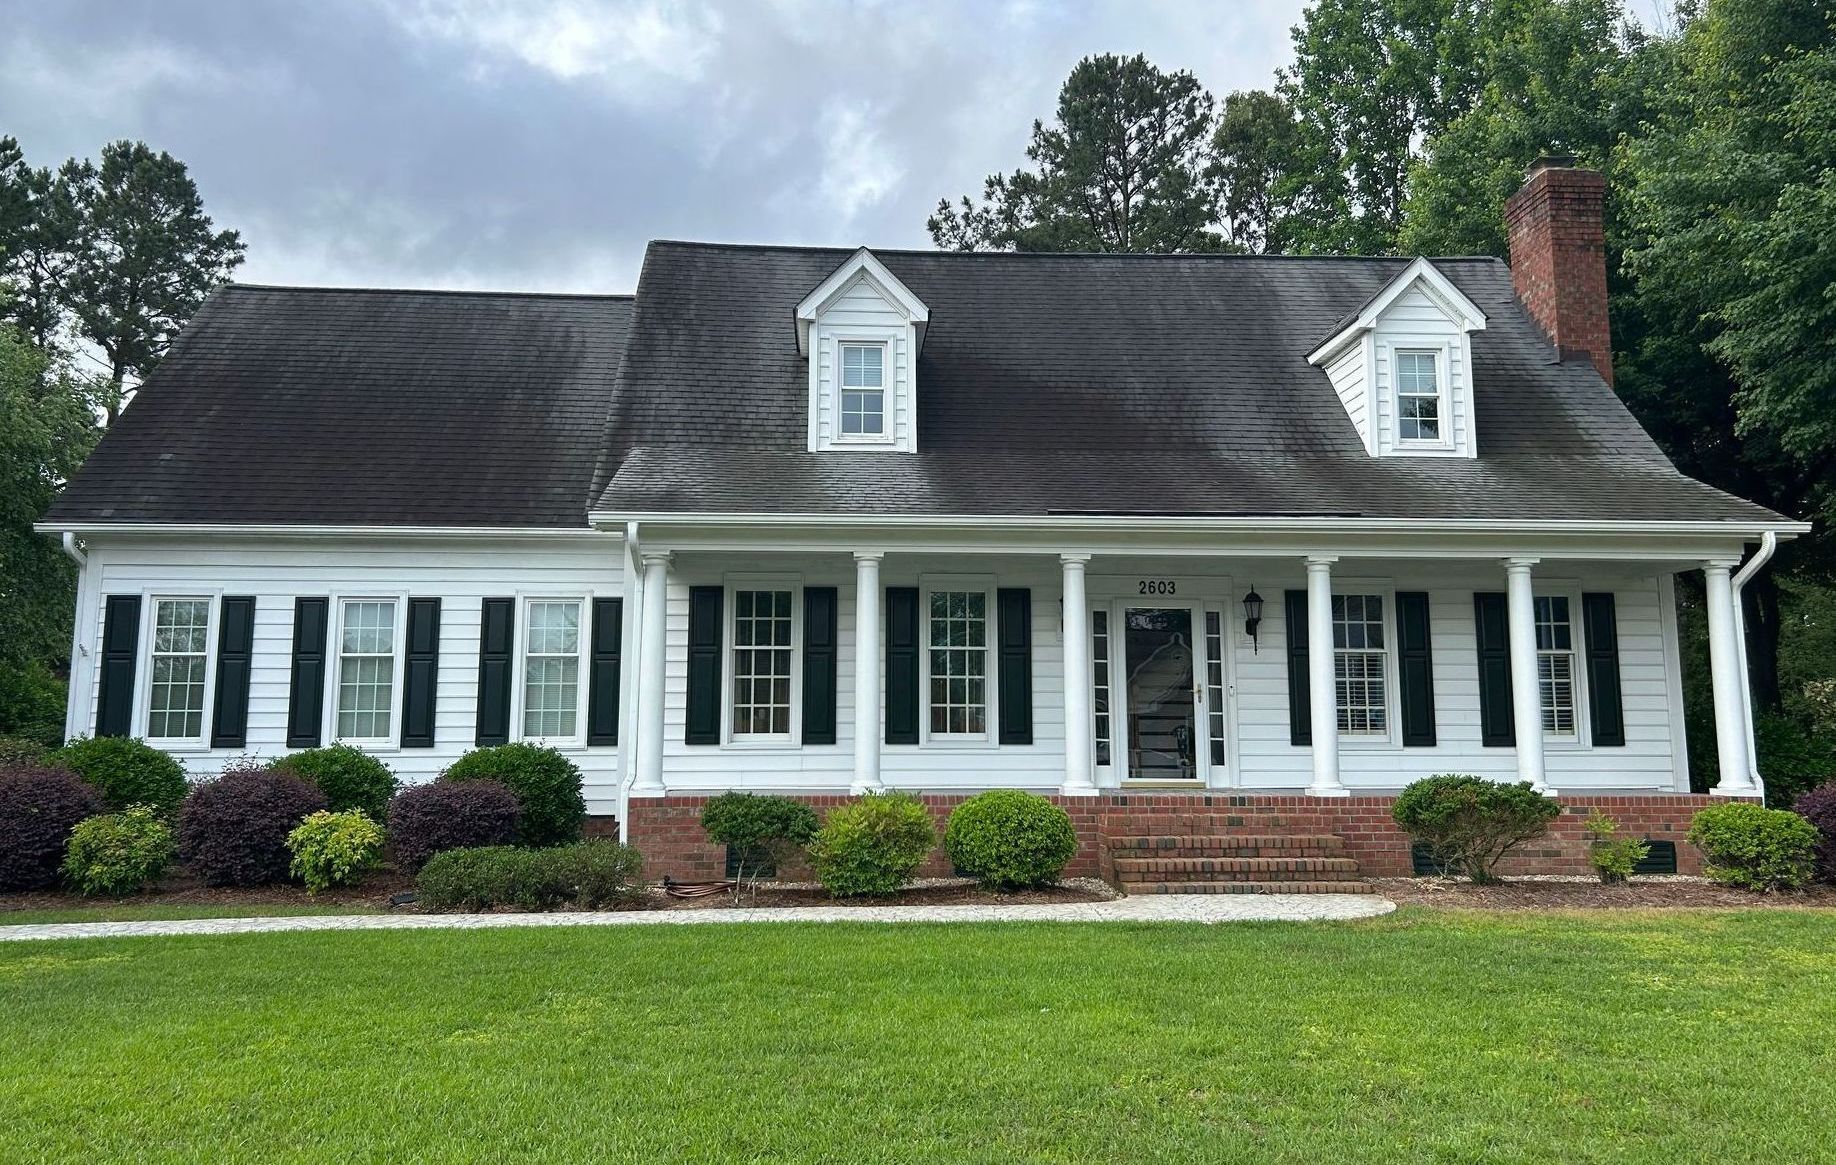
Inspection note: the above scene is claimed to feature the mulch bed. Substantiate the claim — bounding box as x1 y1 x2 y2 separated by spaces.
0 869 418 914
1374 876 1836 911
658 880 1116 910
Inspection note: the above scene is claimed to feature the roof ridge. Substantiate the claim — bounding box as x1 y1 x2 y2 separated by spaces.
224 283 635 301
646 239 1506 263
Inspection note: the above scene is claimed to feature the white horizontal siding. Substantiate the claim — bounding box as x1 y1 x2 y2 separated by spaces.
812 276 915 452
1324 342 1370 452
1372 283 1474 458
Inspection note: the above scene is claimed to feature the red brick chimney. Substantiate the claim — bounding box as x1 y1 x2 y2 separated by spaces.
1505 156 1613 385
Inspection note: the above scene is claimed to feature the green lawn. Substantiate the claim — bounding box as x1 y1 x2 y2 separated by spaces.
0 903 384 926
2 909 1833 1163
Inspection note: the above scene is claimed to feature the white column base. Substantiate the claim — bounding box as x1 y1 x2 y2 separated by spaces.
1058 783 1100 798
1306 783 1352 798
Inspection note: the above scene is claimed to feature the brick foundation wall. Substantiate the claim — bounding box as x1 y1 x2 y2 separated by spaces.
599 791 1729 883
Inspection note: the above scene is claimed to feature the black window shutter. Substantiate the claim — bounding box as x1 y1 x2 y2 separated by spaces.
475 597 514 746
1396 591 1436 747
400 598 441 748
1583 592 1626 747
997 588 1033 745
286 597 330 748
209 596 257 748
96 595 142 738
685 586 723 745
802 587 838 745
1283 590 1311 746
885 587 920 745
1473 592 1515 747
587 597 623 746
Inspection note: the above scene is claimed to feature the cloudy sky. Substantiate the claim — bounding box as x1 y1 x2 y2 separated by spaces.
1 0 1310 293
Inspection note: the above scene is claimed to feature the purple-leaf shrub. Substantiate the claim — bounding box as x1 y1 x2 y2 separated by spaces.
0 765 105 890
1793 782 1836 883
177 765 329 886
386 780 520 872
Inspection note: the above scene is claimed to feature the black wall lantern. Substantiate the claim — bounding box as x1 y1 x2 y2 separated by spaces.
1243 586 1264 653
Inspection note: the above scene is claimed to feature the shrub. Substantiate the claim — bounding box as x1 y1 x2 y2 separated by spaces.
287 810 385 894
177 765 328 886
444 744 586 847
700 792 820 886
1688 802 1818 891
945 790 1078 889
416 841 645 911
0 736 48 766
1392 775 1559 884
0 765 104 890
1753 712 1836 808
1583 811 1650 886
52 736 189 814
386 779 520 872
62 806 175 896
0 659 67 748
271 745 398 820
808 792 936 897
1793 781 1836 883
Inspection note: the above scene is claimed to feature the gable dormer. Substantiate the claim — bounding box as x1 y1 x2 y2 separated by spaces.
1307 257 1486 459
797 248 928 453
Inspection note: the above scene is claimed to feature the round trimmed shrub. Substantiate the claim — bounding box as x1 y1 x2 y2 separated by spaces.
52 736 189 814
63 806 175 896
271 745 399 820
945 790 1077 890
386 779 520 872
0 765 104 890
700 792 820 878
808 792 937 897
177 765 328 886
1793 782 1836 883
443 744 585 847
1392 775 1559 884
1688 802 1818 891
287 810 385 894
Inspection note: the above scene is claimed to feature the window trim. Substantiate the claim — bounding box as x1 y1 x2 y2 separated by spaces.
919 575 998 747
1534 584 1591 749
137 592 221 749
1330 581 1401 749
835 339 890 443
1391 344 1453 450
512 593 591 750
325 594 408 751
720 576 803 748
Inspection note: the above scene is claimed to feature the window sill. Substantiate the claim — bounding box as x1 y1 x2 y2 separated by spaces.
146 739 211 754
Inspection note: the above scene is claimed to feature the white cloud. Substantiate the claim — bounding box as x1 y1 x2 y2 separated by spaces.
810 98 904 226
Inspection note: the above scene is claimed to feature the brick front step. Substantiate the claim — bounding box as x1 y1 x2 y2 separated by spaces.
1113 856 1364 879
1107 834 1348 858
1127 880 1381 895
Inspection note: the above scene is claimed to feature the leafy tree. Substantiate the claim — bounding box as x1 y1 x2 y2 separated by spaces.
928 54 1225 253
3 159 89 353
64 141 244 418
1212 89 1316 252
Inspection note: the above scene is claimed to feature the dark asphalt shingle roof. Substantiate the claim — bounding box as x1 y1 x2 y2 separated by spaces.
590 243 1780 523
46 285 632 527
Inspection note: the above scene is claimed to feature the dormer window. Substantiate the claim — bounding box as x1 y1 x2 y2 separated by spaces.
1395 350 1443 443
839 342 886 439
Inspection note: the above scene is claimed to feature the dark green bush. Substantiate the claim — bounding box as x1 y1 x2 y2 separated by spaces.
52 736 189 814
63 806 175 896
177 765 328 886
1392 775 1559 884
444 744 586 847
0 736 48 766
386 779 520 872
416 841 645 911
0 764 103 890
271 745 398 820
0 660 67 748
1754 712 1836 808
700 792 819 881
1688 802 1818 891
945 790 1078 889
808 792 937 897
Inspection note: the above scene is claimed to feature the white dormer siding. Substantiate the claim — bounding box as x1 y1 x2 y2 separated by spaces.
797 249 929 454
1307 258 1484 460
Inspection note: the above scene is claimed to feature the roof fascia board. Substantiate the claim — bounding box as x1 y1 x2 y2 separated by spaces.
35 522 617 540
1307 257 1488 366
795 247 930 356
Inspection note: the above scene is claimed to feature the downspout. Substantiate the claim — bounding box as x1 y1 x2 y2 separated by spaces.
618 520 641 844
1730 531 1778 798
60 532 90 744
61 531 86 567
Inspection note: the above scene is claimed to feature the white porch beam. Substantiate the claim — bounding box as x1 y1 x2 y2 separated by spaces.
632 550 671 795
1705 559 1757 796
1504 557 1551 793
851 551 885 794
1061 553 1098 796
1305 555 1347 797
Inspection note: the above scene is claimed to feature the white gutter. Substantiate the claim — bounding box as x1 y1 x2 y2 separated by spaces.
60 531 86 567
1731 531 1779 797
35 521 618 539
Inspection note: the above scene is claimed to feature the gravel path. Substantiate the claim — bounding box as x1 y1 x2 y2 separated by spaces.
0 893 1392 942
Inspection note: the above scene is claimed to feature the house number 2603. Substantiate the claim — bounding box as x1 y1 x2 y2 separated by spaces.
1137 580 1177 595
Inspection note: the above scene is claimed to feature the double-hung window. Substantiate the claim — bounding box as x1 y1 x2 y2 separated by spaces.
1332 594 1389 735
927 589 990 738
839 342 886 439
731 589 794 739
335 599 399 742
1535 596 1579 738
522 599 584 742
1395 350 1443 443
146 597 212 741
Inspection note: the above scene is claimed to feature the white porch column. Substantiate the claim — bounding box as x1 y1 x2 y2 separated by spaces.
1705 559 1756 796
851 552 885 794
632 551 671 795
1504 557 1551 794
1061 553 1097 796
1305 555 1346 797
